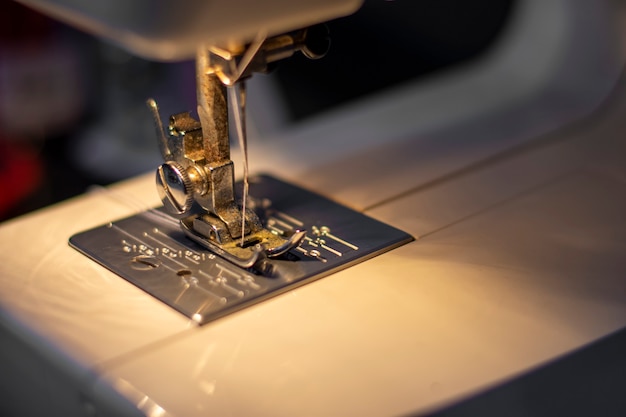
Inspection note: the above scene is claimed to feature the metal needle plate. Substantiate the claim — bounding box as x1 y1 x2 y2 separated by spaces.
70 175 413 325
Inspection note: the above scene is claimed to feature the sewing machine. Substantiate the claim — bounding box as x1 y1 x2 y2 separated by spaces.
1 0 626 415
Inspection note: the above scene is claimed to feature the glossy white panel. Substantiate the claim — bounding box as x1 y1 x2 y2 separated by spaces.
0 176 191 371
16 0 362 60
93 171 626 417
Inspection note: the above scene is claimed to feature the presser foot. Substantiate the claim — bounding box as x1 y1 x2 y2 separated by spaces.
180 212 306 273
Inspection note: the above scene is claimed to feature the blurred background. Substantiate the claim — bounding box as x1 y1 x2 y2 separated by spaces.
0 0 515 221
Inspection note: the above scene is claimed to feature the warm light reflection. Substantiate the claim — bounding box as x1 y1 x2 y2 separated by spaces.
146 403 167 417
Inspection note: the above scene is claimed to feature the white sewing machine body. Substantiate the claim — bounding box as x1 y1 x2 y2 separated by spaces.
1 0 626 415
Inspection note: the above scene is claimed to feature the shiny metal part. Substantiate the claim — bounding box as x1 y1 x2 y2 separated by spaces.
70 175 413 325
149 30 330 272
206 24 330 85
155 162 194 215
229 82 250 248
152 92 289 271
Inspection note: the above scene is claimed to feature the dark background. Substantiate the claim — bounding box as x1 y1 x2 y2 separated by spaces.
0 0 515 221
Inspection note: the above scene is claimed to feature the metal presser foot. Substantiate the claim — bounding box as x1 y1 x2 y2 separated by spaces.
145 29 335 273
148 91 304 273
145 33 333 273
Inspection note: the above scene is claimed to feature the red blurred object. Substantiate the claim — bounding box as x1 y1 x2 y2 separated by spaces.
0 139 42 218
0 2 53 218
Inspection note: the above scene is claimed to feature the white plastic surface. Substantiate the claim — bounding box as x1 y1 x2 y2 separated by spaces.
15 0 362 60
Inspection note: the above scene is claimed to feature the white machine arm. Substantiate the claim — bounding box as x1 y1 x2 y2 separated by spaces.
14 0 362 60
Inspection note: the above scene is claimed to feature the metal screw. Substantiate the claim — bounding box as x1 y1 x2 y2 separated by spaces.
156 161 194 215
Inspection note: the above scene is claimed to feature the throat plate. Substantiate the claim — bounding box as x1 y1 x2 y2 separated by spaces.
70 175 413 325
